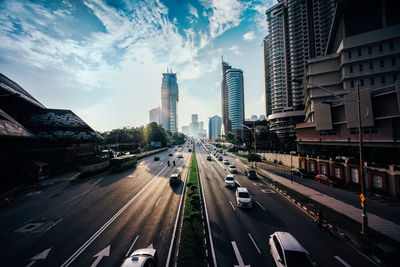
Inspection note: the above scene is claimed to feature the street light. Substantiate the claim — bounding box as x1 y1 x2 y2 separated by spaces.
242 124 256 153
293 78 368 234
290 151 297 184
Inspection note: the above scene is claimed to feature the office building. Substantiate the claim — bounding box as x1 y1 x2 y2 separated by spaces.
226 68 245 134
264 0 336 138
181 125 189 136
161 68 179 133
208 115 222 140
149 107 160 124
221 59 232 132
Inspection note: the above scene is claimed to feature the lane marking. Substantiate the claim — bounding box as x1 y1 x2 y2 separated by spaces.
255 201 266 211
61 165 167 267
231 241 250 267
155 197 161 207
219 184 224 190
198 159 218 267
46 218 63 232
125 235 139 257
248 233 261 254
335 256 351 267
229 201 236 211
90 245 110 267
260 189 275 194
63 189 92 205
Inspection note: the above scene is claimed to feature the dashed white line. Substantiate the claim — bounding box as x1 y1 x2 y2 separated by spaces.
219 184 224 190
335 256 351 267
248 233 261 254
155 197 161 207
229 201 236 211
255 201 266 211
125 235 139 257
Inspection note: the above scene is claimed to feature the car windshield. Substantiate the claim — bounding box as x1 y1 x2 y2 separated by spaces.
248 170 255 174
238 192 249 198
226 177 234 181
285 251 312 267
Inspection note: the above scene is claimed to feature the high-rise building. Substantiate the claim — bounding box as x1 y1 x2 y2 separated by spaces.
208 115 222 140
264 0 336 138
161 69 179 133
226 68 245 134
149 107 160 124
221 58 232 132
189 114 199 138
181 125 189 136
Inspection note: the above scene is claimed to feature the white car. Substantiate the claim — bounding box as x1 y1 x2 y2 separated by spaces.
228 165 237 173
223 159 229 165
224 175 236 188
269 232 315 267
235 187 252 208
121 247 157 267
178 154 183 158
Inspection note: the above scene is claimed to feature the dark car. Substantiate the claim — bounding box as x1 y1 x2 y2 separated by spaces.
170 173 181 185
188 149 192 152
315 174 344 187
245 168 257 179
153 156 160 161
168 153 173 156
290 168 310 178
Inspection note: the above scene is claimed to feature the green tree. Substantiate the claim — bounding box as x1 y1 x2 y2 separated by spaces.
144 122 168 146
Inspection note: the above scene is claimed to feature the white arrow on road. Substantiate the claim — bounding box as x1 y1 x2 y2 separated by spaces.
26 247 52 267
231 241 250 267
91 246 110 267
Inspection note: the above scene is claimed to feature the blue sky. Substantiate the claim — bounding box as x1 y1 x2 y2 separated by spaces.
0 0 275 132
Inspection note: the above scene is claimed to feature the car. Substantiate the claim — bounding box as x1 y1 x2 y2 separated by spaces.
245 168 257 179
178 154 183 158
121 247 157 267
153 156 160 161
290 168 310 178
228 165 238 173
224 175 236 188
223 151 227 156
223 159 229 165
218 156 223 161
188 149 192 152
315 174 343 187
170 173 181 185
269 232 315 267
206 155 212 161
235 187 252 208
168 153 173 156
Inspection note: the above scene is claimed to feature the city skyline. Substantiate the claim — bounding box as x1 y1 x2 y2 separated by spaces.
0 0 275 132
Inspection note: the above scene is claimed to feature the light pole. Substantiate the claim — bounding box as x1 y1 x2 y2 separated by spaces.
242 124 256 153
293 79 368 234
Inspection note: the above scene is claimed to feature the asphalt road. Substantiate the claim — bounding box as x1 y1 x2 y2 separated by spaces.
197 142 375 267
0 145 191 267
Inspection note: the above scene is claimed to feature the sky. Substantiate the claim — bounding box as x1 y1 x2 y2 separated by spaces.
0 0 276 132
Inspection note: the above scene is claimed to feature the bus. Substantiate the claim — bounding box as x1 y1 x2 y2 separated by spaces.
109 154 137 171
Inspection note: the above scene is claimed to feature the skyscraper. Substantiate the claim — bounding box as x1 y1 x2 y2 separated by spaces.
264 0 336 138
226 68 245 134
161 68 179 133
149 107 160 124
221 58 232 132
208 115 222 140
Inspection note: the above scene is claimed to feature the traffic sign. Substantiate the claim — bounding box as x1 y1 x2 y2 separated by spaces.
361 202 364 208
360 193 365 202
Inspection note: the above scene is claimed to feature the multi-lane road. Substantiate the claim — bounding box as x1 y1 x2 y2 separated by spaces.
0 140 376 266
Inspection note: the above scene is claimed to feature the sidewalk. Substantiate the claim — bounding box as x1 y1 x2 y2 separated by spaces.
256 166 400 243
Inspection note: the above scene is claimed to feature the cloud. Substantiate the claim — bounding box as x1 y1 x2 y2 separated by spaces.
229 45 242 55
243 31 256 41
188 3 199 19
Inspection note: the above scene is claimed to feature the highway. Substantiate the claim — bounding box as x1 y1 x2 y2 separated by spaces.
196 142 375 267
0 146 190 266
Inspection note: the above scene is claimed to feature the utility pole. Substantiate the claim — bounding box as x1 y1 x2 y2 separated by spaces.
357 83 368 234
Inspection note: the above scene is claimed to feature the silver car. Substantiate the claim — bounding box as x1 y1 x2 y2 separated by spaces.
121 248 156 267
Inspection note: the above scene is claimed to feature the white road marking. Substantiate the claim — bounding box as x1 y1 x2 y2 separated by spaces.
26 247 52 267
248 233 261 254
229 201 236 211
90 246 110 267
219 184 224 190
46 218 63 231
155 197 161 207
160 162 163 165
260 189 275 194
125 235 139 257
231 241 250 267
255 201 266 211
335 256 351 267
61 165 167 267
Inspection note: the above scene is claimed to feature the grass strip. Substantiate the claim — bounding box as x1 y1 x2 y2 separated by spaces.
177 151 206 267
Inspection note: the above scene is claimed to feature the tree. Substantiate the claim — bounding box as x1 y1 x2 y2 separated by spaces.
144 122 168 146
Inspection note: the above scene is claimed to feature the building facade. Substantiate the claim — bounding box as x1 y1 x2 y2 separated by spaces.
161 69 179 133
149 107 160 124
264 0 336 138
226 68 245 134
221 59 232 133
208 115 222 140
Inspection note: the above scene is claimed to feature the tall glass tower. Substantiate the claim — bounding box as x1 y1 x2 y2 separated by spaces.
161 69 179 133
226 68 244 134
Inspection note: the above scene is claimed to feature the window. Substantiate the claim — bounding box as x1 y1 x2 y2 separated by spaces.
350 81 354 88
321 165 327 175
368 47 372 54
382 76 386 84
273 236 284 260
349 66 353 73
379 44 383 52
358 49 361 56
359 64 363 71
360 79 364 86
380 60 384 67
348 51 352 59
310 162 315 172
394 74 397 82
334 167 341 179
390 42 394 50
392 58 396 66
371 77 375 85
350 128 359 134
369 62 374 70
364 127 377 134
351 168 359 183
300 161 305 169
372 175 383 189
